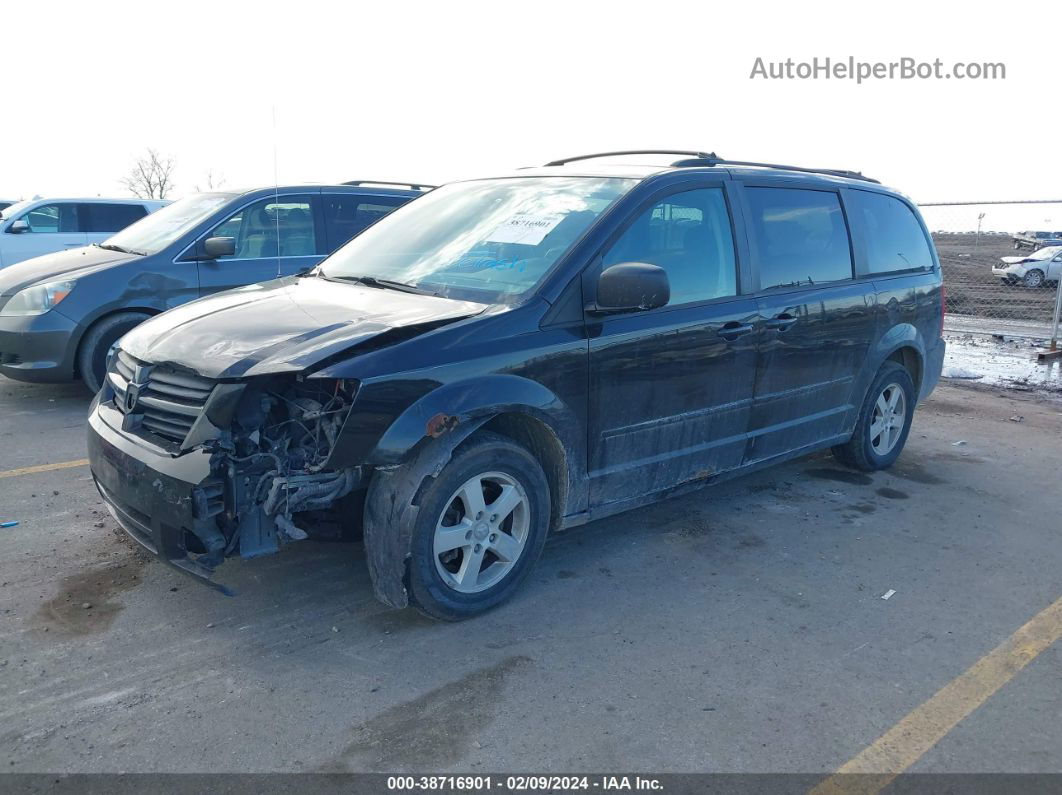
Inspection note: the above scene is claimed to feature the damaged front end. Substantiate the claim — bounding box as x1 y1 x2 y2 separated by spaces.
92 349 366 591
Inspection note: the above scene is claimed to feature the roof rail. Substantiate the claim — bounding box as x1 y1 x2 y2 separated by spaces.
544 150 718 167
670 156 880 184
343 180 437 191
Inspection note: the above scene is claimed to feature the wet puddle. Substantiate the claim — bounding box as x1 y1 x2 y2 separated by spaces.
941 333 1062 392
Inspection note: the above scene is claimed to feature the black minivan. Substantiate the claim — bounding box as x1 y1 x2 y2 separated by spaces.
86 151 945 620
0 182 426 392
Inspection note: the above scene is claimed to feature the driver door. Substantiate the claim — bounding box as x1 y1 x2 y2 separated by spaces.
585 184 760 509
195 193 324 295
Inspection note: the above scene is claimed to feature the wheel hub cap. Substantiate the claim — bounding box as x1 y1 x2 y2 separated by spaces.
870 382 907 456
433 471 531 594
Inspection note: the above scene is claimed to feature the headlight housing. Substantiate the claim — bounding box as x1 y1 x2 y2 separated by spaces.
0 280 76 317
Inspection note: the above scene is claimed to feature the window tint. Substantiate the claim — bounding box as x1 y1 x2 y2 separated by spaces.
745 188 853 289
849 191 934 274
80 203 148 233
21 203 79 233
602 188 737 305
208 195 316 259
322 194 407 252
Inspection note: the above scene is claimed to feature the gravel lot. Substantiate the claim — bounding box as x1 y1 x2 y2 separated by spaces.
934 233 1060 324
1 375 1060 775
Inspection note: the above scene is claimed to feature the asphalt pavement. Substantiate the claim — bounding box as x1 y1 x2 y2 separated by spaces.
1 376 1059 775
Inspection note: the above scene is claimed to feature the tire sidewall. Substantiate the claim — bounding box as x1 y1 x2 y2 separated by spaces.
407 436 550 619
861 365 916 469
1023 269 1044 288
79 314 147 393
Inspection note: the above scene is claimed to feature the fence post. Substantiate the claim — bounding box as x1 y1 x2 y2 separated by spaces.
1039 275 1062 362
1051 276 1062 351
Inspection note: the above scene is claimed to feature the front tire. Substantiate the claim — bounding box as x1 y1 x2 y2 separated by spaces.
832 362 916 472
405 432 551 621
77 312 150 394
1023 269 1046 288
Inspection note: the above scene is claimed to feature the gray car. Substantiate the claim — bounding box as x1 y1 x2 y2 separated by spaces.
0 183 427 391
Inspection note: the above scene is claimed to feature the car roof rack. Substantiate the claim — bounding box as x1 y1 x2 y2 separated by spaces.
343 180 437 191
542 150 879 184
544 150 717 166
670 155 880 184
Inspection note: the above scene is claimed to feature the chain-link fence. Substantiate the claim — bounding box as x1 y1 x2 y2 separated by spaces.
918 201 1062 339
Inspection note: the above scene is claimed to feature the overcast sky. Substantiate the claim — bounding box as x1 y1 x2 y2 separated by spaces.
5 0 1059 208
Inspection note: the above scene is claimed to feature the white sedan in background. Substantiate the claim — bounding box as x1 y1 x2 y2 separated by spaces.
992 245 1062 288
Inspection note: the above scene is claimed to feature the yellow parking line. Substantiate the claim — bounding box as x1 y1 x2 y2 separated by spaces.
810 595 1062 795
0 458 90 479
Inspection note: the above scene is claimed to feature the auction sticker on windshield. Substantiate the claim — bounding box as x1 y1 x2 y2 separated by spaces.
486 214 563 245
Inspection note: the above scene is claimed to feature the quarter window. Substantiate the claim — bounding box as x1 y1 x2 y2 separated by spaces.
745 188 853 290
208 196 316 259
602 188 737 305
21 203 79 233
79 203 148 233
322 195 407 251
848 190 934 273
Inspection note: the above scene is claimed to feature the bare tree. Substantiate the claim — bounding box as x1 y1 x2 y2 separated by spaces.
120 149 177 199
194 169 226 192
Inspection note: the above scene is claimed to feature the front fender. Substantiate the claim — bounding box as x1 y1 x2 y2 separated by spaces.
367 373 577 466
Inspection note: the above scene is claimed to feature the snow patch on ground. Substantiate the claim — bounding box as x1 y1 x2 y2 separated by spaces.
941 333 1062 393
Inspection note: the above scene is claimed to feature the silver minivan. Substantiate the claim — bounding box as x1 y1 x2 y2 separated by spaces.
0 197 167 268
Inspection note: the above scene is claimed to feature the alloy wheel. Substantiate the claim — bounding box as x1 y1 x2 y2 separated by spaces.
433 471 531 593
870 383 907 456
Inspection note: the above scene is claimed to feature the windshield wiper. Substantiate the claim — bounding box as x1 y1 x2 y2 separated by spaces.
96 243 144 256
323 274 439 296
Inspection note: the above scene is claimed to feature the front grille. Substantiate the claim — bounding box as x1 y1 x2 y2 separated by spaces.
108 350 217 444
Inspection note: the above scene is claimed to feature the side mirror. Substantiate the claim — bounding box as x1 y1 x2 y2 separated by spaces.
7 219 29 234
589 262 670 314
202 236 236 259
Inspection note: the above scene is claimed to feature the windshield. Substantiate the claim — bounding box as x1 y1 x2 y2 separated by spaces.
102 193 234 255
1030 246 1061 260
318 177 634 303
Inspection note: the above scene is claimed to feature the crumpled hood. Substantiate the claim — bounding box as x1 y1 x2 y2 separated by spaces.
120 276 486 379
0 246 138 295
999 256 1034 266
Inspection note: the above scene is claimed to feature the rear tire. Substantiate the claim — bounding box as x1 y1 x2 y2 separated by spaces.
77 312 150 394
832 362 916 472
404 431 551 621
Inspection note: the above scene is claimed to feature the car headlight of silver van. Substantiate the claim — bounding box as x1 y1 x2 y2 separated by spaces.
0 280 77 316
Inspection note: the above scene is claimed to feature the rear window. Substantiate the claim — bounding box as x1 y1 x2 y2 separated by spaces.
80 203 148 233
322 194 408 251
745 187 853 290
848 190 934 274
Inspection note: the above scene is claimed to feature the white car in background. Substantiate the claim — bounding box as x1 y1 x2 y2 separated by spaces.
0 197 167 269
992 245 1062 288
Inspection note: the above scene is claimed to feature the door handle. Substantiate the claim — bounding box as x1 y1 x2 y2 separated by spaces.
718 322 754 341
765 313 798 331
